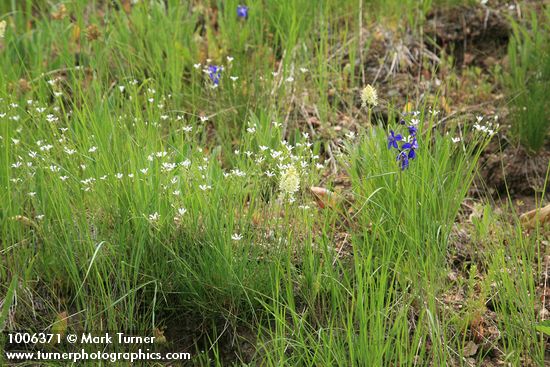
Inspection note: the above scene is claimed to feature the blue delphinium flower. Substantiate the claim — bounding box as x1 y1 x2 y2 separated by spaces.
401 137 417 160
387 121 419 171
387 130 402 149
397 151 409 170
208 65 222 85
237 5 249 19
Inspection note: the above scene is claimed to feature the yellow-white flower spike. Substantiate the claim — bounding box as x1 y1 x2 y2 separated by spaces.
361 84 378 107
0 21 6 39
279 166 300 196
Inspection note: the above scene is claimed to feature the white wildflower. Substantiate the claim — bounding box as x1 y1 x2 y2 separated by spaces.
199 184 211 191
64 147 76 155
232 169 246 177
161 162 176 172
148 212 160 223
45 114 59 123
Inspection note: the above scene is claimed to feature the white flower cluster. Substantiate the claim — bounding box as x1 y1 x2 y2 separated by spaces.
473 115 498 136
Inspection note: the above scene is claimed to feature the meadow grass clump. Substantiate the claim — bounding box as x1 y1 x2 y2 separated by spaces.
504 8 550 153
253 106 496 366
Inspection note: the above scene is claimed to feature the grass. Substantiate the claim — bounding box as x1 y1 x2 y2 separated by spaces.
1 1 549 366
504 8 550 153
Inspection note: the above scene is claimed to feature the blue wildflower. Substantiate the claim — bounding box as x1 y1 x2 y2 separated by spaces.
387 130 403 150
208 65 222 85
401 137 418 159
237 5 249 19
407 147 416 160
401 137 417 151
387 116 420 171
397 151 409 170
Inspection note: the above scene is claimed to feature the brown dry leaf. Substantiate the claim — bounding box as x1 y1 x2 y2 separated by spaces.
520 204 550 229
310 187 339 209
